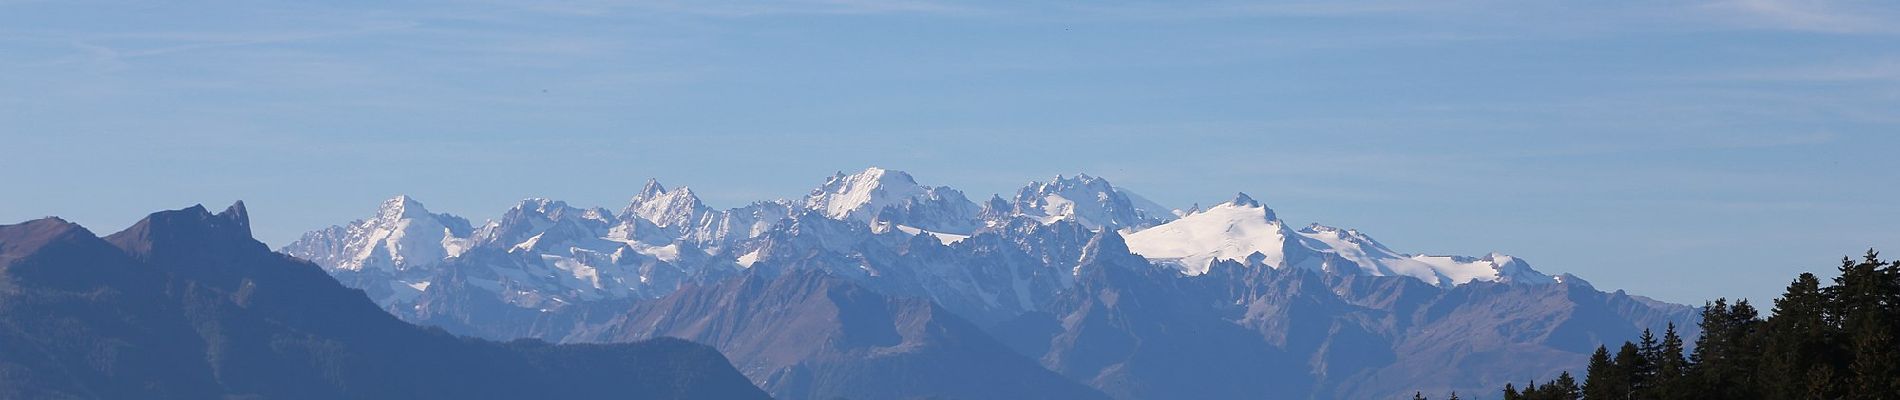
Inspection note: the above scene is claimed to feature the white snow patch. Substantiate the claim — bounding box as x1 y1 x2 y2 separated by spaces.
894 225 970 245
1124 196 1557 287
736 249 763 268
1124 201 1291 274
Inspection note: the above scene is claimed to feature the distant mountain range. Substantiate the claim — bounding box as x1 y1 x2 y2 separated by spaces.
276 167 1698 399
0 203 768 399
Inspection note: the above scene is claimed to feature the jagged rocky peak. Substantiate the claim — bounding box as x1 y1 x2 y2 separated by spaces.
368 195 472 229
1168 191 1277 221
806 167 925 220
977 194 1013 222
1298 223 1341 235
1007 173 1174 229
221 201 251 237
377 195 434 222
1298 223 1385 250
804 167 980 233
279 195 471 272
1227 192 1260 208
1176 203 1201 217
635 178 667 200
518 198 613 222
1481 252 1561 285
1210 191 1277 220
476 197 614 247
624 178 709 229
108 201 256 255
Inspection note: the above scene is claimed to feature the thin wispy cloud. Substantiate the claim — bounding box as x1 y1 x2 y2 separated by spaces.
473 0 979 18
68 23 416 64
1056 0 1431 21
1702 0 1900 34
1710 59 1900 82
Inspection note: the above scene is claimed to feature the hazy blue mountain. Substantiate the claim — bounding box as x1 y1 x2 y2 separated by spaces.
0 203 768 400
284 167 1699 399
568 267 1110 400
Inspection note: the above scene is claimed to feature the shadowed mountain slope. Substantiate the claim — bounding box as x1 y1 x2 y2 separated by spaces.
0 203 768 400
568 267 1110 400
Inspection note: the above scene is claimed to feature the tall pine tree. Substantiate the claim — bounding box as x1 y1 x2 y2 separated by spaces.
1647 323 1688 399
1832 252 1899 400
1550 372 1582 400
1757 273 1835 399
1613 342 1649 397
1689 298 1762 400
1582 346 1616 400
1635 329 1659 393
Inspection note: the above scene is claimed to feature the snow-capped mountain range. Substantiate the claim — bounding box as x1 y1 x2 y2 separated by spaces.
1125 192 1557 286
286 167 1557 304
281 167 1686 399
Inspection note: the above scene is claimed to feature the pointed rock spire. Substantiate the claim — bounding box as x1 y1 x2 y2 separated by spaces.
1228 192 1259 208
978 194 1011 221
1177 203 1201 216
1218 192 1274 220
636 178 667 201
220 201 251 238
378 195 433 221
622 178 709 232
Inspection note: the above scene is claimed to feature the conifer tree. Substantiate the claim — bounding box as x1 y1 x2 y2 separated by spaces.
1635 329 1659 390
1689 298 1762 400
1832 252 1899 399
1550 372 1582 400
1614 342 1648 397
1848 326 1899 399
1582 346 1614 400
1758 273 1835 399
1649 323 1688 399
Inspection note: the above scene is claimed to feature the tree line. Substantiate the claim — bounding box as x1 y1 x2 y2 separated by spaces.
1416 251 1899 400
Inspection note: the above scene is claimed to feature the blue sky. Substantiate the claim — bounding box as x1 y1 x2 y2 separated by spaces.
3 0 1897 304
